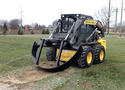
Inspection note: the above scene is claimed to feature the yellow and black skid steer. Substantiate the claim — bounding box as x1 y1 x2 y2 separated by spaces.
32 14 106 72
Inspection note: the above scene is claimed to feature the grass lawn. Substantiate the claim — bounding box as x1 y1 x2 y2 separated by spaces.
0 34 125 90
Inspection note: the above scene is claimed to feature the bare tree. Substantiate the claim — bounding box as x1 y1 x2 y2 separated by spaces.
0 20 3 30
95 6 115 32
9 19 20 30
119 0 123 37
120 22 125 32
31 23 37 29
115 22 125 33
41 25 46 30
31 23 46 30
34 23 39 30
123 22 125 32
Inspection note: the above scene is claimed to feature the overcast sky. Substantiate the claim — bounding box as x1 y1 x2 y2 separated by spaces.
0 0 124 26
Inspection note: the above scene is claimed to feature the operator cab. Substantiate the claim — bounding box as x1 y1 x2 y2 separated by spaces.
52 14 103 43
61 14 93 33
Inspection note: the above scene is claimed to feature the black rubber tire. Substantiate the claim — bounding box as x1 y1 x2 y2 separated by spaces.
94 45 105 64
46 47 56 61
77 46 94 68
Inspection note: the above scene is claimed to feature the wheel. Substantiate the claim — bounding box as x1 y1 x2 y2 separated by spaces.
46 47 56 61
77 46 94 68
94 45 105 63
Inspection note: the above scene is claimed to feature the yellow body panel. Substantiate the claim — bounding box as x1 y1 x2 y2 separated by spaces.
56 49 76 61
97 38 106 51
56 38 106 62
84 20 96 25
84 20 103 29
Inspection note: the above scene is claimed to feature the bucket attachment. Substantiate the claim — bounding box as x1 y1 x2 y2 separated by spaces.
32 39 83 72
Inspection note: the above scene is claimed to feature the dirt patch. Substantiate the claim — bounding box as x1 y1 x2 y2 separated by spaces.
39 61 64 68
0 61 63 85
0 83 10 90
0 61 75 89
0 68 53 84
39 61 56 68
0 82 17 90
0 61 75 84
0 67 54 90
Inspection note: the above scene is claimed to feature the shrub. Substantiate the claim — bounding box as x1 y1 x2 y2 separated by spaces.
30 30 34 34
42 29 46 34
3 22 8 31
46 29 50 34
18 29 23 35
2 22 8 35
42 29 50 34
3 29 7 35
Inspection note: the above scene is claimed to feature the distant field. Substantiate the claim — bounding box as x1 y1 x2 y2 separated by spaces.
0 34 125 90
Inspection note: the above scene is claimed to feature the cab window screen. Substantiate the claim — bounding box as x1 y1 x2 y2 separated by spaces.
62 18 74 32
81 24 95 34
79 24 95 42
87 25 95 33
81 24 87 33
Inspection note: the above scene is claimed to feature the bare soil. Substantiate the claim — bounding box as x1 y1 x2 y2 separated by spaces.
0 61 74 90
0 67 54 90
39 61 64 68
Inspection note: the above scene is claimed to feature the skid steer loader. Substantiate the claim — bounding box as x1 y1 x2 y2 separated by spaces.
32 14 106 72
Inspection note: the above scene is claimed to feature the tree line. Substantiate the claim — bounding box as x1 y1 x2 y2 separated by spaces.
0 19 51 35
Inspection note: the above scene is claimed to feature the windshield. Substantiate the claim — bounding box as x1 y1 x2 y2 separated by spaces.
62 18 75 32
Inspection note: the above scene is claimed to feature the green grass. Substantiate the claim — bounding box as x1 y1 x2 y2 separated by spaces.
0 34 48 75
0 34 125 90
